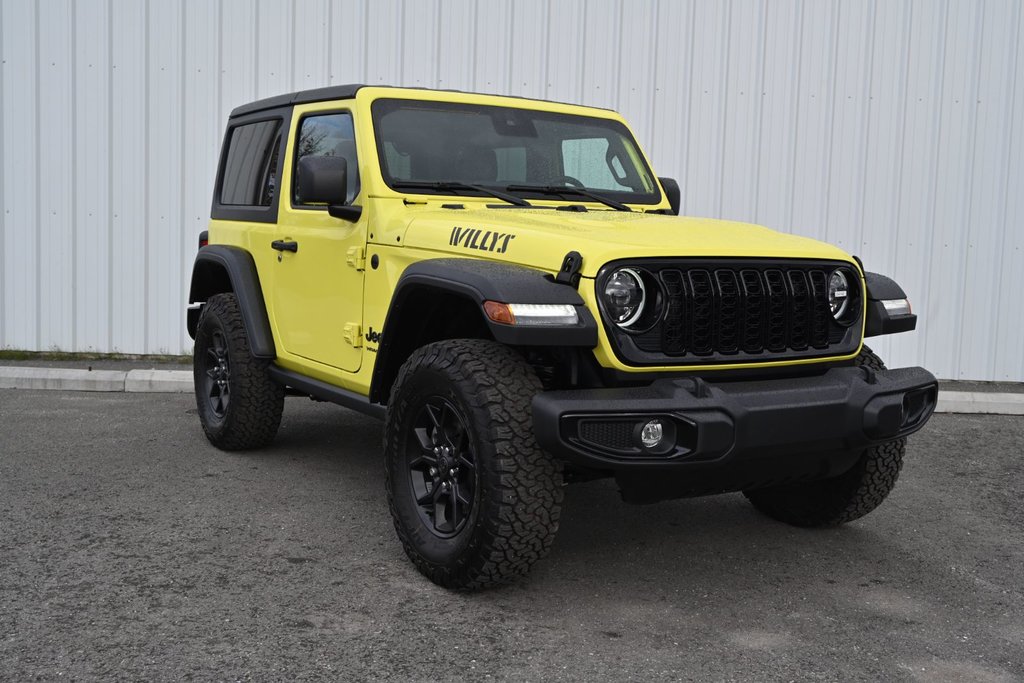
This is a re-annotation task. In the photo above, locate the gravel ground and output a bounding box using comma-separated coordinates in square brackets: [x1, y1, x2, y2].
[1, 390, 1022, 681]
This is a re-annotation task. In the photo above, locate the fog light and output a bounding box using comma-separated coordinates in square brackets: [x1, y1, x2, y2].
[640, 419, 664, 448]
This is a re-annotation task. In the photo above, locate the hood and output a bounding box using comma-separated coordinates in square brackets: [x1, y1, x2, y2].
[393, 204, 856, 277]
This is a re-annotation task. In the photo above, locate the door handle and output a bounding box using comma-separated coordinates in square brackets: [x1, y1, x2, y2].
[271, 240, 298, 253]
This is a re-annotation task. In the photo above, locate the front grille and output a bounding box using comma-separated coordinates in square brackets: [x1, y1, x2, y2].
[603, 260, 860, 366]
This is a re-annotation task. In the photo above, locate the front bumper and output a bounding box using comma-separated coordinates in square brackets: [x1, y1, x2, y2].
[532, 365, 937, 501]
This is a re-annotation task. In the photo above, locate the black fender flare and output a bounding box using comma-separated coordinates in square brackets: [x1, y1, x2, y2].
[370, 258, 598, 402]
[186, 245, 276, 358]
[863, 271, 916, 337]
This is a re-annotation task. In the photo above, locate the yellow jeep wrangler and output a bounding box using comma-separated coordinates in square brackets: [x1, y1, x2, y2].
[187, 85, 937, 589]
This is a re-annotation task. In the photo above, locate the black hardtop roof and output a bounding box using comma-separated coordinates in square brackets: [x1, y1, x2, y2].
[228, 84, 612, 118]
[230, 84, 365, 117]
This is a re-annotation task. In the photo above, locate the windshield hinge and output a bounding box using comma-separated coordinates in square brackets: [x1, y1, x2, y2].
[343, 323, 363, 347]
[346, 246, 366, 271]
[554, 251, 583, 289]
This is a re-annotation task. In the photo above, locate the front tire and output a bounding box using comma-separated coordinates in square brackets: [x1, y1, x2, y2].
[193, 293, 284, 450]
[384, 339, 563, 590]
[743, 346, 906, 527]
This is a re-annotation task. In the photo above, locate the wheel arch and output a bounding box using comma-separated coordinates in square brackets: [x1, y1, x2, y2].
[863, 271, 917, 338]
[187, 245, 276, 359]
[369, 258, 597, 405]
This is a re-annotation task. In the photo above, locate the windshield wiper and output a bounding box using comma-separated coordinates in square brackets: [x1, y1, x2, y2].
[503, 184, 632, 212]
[391, 180, 532, 207]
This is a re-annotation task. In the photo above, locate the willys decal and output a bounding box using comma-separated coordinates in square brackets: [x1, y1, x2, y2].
[449, 226, 517, 254]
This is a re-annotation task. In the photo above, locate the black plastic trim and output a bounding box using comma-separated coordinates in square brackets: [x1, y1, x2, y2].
[863, 271, 917, 337]
[369, 258, 599, 403]
[864, 271, 907, 301]
[187, 246, 275, 358]
[267, 365, 385, 420]
[658, 177, 681, 215]
[387, 259, 597, 345]
[865, 301, 917, 337]
[532, 364, 938, 472]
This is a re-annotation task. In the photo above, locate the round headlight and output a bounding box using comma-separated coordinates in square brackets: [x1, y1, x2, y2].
[828, 270, 850, 320]
[603, 268, 646, 327]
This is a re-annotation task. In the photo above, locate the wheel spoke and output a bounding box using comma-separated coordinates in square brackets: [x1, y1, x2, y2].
[432, 487, 447, 532]
[425, 403, 442, 429]
[443, 418, 463, 450]
[408, 452, 437, 470]
[413, 426, 435, 452]
[416, 485, 435, 506]
[449, 481, 460, 529]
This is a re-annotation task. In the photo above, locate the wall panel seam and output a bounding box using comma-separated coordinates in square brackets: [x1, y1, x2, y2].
[990, 0, 1023, 378]
[71, 0, 78, 351]
[919, 0, 952, 366]
[0, 0, 6, 346]
[34, 0, 41, 349]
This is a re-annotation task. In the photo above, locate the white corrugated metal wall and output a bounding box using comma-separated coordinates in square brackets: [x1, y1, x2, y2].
[1, 0, 1022, 380]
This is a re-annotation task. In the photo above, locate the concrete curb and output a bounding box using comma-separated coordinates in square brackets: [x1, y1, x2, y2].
[1, 366, 1022, 414]
[0, 367, 193, 394]
[125, 369, 194, 393]
[935, 391, 1024, 416]
[0, 366, 127, 392]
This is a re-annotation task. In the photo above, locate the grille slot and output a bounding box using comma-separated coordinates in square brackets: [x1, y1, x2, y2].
[660, 269, 687, 354]
[578, 420, 635, 452]
[625, 261, 856, 362]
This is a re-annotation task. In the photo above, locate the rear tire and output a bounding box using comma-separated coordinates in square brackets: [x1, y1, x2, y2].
[194, 293, 284, 450]
[384, 339, 563, 590]
[743, 346, 906, 527]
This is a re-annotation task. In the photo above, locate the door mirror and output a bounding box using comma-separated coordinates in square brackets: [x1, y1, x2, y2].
[294, 155, 362, 221]
[658, 177, 681, 216]
[295, 155, 350, 206]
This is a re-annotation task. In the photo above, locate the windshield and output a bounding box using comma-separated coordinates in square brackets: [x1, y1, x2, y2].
[371, 98, 661, 205]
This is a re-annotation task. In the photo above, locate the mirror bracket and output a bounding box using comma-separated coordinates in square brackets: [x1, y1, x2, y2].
[328, 204, 362, 222]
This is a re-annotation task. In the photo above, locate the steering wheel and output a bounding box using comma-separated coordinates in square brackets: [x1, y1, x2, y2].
[552, 175, 585, 189]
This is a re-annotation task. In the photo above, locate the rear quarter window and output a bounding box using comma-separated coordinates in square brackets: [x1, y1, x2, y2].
[219, 119, 281, 206]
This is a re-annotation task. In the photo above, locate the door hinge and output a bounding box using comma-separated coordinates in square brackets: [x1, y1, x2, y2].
[343, 323, 363, 347]
[346, 246, 366, 271]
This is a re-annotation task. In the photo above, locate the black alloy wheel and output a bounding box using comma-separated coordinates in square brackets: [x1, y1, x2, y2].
[203, 330, 231, 419]
[406, 397, 477, 538]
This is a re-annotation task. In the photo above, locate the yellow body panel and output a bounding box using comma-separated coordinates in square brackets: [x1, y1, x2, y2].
[271, 101, 366, 374]
[209, 86, 867, 396]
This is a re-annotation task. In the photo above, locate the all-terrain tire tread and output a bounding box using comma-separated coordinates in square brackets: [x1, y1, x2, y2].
[384, 339, 563, 590]
[743, 346, 906, 527]
[194, 293, 284, 450]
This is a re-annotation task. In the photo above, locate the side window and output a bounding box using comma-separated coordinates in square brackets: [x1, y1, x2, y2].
[561, 137, 631, 191]
[293, 112, 360, 205]
[220, 119, 281, 205]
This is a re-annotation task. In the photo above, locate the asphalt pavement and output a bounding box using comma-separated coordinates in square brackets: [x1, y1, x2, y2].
[1, 389, 1022, 681]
